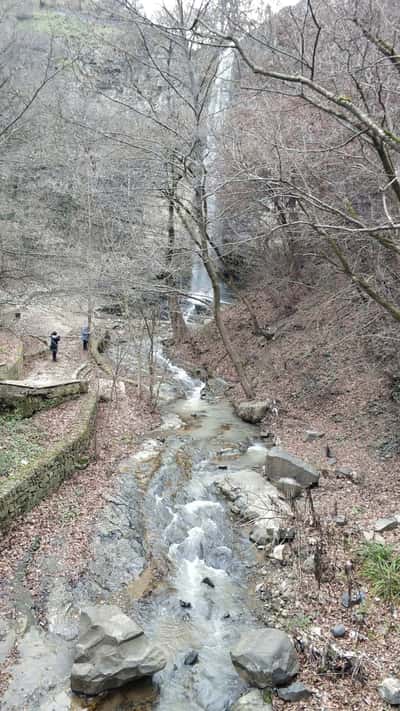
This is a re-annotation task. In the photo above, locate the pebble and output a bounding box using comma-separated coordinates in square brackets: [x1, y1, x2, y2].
[331, 624, 346, 638]
[202, 577, 215, 588]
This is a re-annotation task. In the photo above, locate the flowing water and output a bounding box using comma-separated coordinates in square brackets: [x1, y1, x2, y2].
[1, 349, 269, 711]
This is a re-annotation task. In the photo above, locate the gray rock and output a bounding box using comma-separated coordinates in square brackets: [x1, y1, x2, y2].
[272, 544, 290, 562]
[277, 681, 312, 701]
[230, 628, 299, 688]
[334, 515, 347, 527]
[331, 624, 346, 638]
[250, 521, 294, 546]
[250, 520, 280, 545]
[304, 430, 325, 442]
[341, 591, 365, 608]
[184, 650, 199, 666]
[335, 466, 365, 485]
[234, 399, 273, 424]
[70, 605, 166, 695]
[335, 465, 353, 478]
[378, 677, 400, 705]
[265, 448, 320, 489]
[374, 517, 399, 533]
[275, 477, 303, 500]
[231, 689, 272, 710]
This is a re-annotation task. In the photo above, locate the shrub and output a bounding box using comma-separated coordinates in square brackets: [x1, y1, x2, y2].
[360, 542, 400, 604]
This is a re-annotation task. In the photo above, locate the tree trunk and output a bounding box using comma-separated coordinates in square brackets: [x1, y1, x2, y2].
[192, 174, 254, 398]
[166, 195, 189, 343]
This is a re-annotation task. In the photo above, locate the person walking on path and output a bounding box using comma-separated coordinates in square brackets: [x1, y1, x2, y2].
[50, 331, 60, 362]
[81, 325, 90, 351]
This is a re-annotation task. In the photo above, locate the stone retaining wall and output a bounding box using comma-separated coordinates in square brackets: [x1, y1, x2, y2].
[0, 342, 24, 381]
[0, 393, 98, 530]
[0, 379, 88, 417]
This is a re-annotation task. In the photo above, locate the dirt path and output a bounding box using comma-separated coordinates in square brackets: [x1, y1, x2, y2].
[24, 336, 88, 383]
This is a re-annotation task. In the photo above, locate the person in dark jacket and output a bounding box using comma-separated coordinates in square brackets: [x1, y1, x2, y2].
[81, 325, 90, 351]
[50, 331, 60, 361]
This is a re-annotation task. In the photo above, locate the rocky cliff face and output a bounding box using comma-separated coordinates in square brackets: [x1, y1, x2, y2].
[0, 1, 163, 306]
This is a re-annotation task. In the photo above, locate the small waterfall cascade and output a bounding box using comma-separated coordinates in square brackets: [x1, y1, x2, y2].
[187, 49, 235, 318]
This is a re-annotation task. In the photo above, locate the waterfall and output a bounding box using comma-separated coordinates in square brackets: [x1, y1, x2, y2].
[187, 49, 234, 317]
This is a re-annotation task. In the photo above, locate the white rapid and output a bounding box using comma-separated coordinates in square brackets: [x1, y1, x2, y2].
[135, 366, 268, 711]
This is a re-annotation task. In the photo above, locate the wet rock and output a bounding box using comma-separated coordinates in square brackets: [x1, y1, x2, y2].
[184, 650, 199, 666]
[331, 624, 346, 638]
[374, 517, 399, 533]
[70, 605, 166, 695]
[202, 577, 215, 588]
[234, 399, 273, 424]
[304, 430, 325, 442]
[275, 477, 303, 500]
[231, 689, 272, 710]
[230, 628, 299, 688]
[179, 600, 192, 609]
[265, 448, 320, 489]
[277, 681, 312, 701]
[341, 591, 365, 608]
[378, 677, 400, 705]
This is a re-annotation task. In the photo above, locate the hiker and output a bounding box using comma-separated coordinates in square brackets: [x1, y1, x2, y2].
[50, 331, 60, 362]
[81, 324, 90, 351]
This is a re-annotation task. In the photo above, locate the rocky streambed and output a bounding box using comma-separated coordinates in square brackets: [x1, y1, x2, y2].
[1, 357, 307, 710]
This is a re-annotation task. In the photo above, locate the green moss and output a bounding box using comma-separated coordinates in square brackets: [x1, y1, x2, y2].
[0, 415, 44, 477]
[0, 394, 98, 529]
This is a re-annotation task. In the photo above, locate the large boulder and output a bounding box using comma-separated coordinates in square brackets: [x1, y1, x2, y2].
[265, 448, 319, 488]
[230, 628, 299, 688]
[70, 605, 166, 695]
[231, 689, 272, 710]
[234, 400, 273, 424]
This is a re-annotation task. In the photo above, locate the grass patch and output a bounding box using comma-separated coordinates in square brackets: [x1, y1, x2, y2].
[360, 542, 400, 604]
[0, 415, 44, 477]
[286, 613, 313, 632]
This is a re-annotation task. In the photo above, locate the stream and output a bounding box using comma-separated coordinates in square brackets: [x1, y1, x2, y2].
[1, 351, 270, 711]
